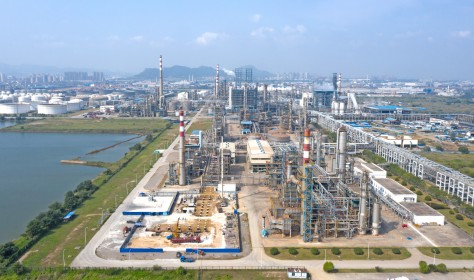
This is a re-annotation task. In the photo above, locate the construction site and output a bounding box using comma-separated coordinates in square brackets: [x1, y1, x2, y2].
[93, 63, 474, 263]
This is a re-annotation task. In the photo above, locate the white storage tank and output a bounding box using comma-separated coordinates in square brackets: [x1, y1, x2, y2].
[18, 96, 31, 103]
[32, 95, 47, 102]
[0, 103, 30, 114]
[37, 104, 68, 115]
[66, 100, 83, 112]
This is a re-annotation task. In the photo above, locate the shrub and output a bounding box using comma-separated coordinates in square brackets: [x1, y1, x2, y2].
[410, 186, 416, 191]
[470, 247, 474, 253]
[354, 248, 364, 255]
[373, 248, 383, 255]
[331, 248, 341, 255]
[416, 190, 423, 195]
[401, 181, 408, 186]
[454, 208, 459, 213]
[288, 247, 298, 255]
[458, 146, 469, 154]
[429, 264, 438, 272]
[449, 210, 455, 215]
[310, 248, 320, 255]
[419, 261, 430, 274]
[270, 247, 279, 256]
[435, 145, 444, 151]
[425, 195, 432, 202]
[392, 248, 401, 254]
[323, 261, 335, 273]
[468, 222, 474, 227]
[455, 214, 464, 220]
[431, 247, 440, 254]
[375, 266, 382, 272]
[437, 263, 448, 273]
[451, 247, 462, 255]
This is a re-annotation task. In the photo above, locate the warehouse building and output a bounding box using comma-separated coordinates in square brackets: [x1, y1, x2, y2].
[247, 139, 274, 173]
[371, 178, 417, 203]
[400, 202, 445, 225]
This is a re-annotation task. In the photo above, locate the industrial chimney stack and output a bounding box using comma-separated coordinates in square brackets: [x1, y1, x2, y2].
[179, 110, 186, 185]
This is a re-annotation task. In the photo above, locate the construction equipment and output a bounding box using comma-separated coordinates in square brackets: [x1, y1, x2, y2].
[180, 256, 195, 262]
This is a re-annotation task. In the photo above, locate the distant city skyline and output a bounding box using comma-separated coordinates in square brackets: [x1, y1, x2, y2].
[0, 0, 473, 80]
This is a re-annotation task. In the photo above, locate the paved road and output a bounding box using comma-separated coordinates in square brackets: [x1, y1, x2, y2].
[72, 107, 474, 279]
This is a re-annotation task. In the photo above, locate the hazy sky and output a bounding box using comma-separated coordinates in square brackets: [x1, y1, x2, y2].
[1, 0, 473, 79]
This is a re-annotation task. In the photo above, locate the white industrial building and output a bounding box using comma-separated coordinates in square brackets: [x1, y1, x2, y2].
[379, 135, 418, 147]
[0, 103, 30, 114]
[354, 161, 387, 179]
[220, 142, 236, 163]
[371, 178, 417, 203]
[247, 139, 274, 173]
[400, 202, 445, 225]
[37, 104, 68, 115]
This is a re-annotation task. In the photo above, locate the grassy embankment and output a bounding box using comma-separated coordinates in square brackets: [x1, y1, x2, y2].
[264, 247, 411, 261]
[0, 267, 288, 280]
[3, 118, 163, 134]
[187, 119, 213, 132]
[13, 118, 177, 267]
[417, 247, 474, 260]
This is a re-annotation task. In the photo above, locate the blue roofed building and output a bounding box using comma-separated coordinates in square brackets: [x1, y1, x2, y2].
[363, 105, 411, 114]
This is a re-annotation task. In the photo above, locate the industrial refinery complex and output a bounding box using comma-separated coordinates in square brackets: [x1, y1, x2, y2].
[2, 57, 474, 278]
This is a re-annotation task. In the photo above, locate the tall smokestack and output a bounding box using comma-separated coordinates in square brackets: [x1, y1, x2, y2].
[337, 126, 347, 182]
[303, 129, 311, 165]
[179, 110, 186, 185]
[337, 73, 342, 97]
[215, 64, 219, 99]
[159, 55, 163, 110]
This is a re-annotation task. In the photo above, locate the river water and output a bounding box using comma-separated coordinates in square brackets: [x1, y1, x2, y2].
[0, 126, 143, 243]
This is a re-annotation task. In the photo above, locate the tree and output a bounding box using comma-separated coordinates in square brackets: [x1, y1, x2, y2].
[323, 261, 335, 273]
[425, 195, 432, 202]
[455, 214, 464, 220]
[419, 261, 430, 274]
[422, 146, 431, 152]
[288, 247, 298, 255]
[437, 263, 448, 273]
[310, 248, 320, 255]
[354, 248, 364, 255]
[458, 146, 469, 154]
[392, 248, 401, 254]
[0, 242, 18, 259]
[331, 248, 341, 255]
[373, 248, 383, 255]
[270, 247, 279, 256]
[63, 191, 78, 211]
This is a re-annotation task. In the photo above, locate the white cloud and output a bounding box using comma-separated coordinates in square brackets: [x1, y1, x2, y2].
[283, 24, 306, 34]
[106, 35, 120, 41]
[130, 35, 144, 42]
[452, 30, 471, 38]
[222, 68, 235, 76]
[250, 27, 274, 38]
[196, 32, 227, 45]
[251, 14, 262, 23]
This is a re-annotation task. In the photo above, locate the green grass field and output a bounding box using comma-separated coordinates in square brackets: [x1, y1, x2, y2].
[264, 247, 411, 261]
[437, 209, 474, 234]
[20, 124, 178, 267]
[419, 152, 474, 178]
[3, 118, 168, 135]
[417, 247, 474, 260]
[187, 119, 213, 132]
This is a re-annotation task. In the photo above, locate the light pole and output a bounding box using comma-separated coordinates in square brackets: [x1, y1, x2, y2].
[62, 249, 66, 268]
[84, 227, 88, 247]
[125, 180, 136, 195]
[368, 242, 370, 260]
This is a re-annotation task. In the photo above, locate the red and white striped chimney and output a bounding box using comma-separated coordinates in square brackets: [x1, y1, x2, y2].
[179, 110, 186, 185]
[303, 129, 310, 165]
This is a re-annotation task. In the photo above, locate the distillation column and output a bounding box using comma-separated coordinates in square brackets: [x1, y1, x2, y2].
[359, 172, 369, 235]
[179, 110, 186, 185]
[337, 126, 347, 183]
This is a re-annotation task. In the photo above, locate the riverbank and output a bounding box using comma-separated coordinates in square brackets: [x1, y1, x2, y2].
[19, 122, 177, 267]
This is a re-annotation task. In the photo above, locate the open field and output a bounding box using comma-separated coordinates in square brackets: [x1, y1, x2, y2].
[187, 119, 213, 132]
[20, 124, 177, 267]
[419, 152, 474, 178]
[436, 209, 474, 236]
[264, 247, 411, 261]
[0, 267, 288, 280]
[418, 247, 474, 260]
[360, 95, 474, 114]
[3, 118, 168, 134]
